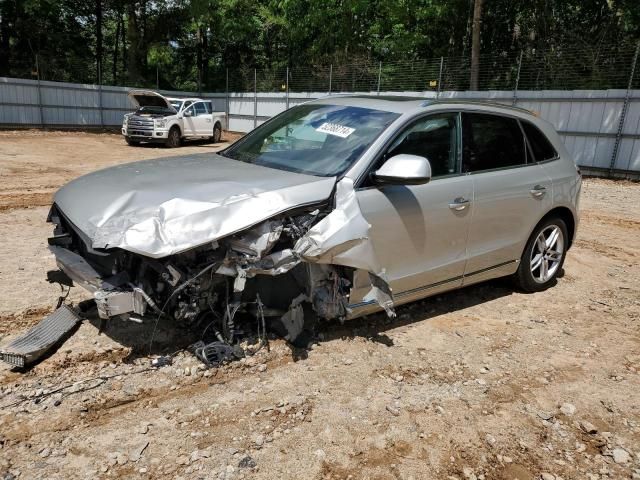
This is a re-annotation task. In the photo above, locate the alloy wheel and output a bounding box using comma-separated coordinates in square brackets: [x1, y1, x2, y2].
[530, 225, 564, 283]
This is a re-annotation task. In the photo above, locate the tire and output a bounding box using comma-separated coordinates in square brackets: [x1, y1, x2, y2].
[125, 136, 140, 146]
[514, 216, 568, 292]
[166, 126, 181, 148]
[210, 123, 222, 143]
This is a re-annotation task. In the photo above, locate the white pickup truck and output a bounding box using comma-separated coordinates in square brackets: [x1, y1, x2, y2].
[122, 90, 226, 147]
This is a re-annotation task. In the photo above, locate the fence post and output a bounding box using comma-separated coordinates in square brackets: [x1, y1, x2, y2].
[436, 57, 444, 98]
[328, 64, 333, 94]
[286, 66, 290, 109]
[253, 68, 257, 129]
[225, 68, 229, 131]
[609, 41, 640, 175]
[512, 51, 523, 106]
[35, 55, 44, 128]
[377, 62, 382, 94]
[98, 63, 104, 128]
[156, 65, 159, 90]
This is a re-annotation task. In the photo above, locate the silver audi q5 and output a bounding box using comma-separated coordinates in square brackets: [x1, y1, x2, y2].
[47, 96, 581, 346]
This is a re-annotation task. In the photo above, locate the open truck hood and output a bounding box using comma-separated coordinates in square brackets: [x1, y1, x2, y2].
[127, 89, 176, 112]
[53, 153, 336, 258]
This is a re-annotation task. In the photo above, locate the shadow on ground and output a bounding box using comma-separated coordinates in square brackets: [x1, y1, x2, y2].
[62, 276, 525, 367]
[133, 138, 229, 149]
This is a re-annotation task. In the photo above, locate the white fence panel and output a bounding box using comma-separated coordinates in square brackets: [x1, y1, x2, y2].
[0, 76, 638, 174]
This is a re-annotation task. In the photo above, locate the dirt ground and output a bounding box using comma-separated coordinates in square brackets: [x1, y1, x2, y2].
[0, 131, 638, 480]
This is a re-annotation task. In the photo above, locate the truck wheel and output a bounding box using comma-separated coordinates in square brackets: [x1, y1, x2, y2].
[166, 126, 181, 148]
[210, 123, 222, 143]
[125, 137, 140, 146]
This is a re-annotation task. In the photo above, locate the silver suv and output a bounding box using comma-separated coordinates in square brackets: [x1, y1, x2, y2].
[47, 96, 581, 345]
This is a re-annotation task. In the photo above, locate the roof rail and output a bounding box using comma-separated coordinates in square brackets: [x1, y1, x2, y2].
[427, 99, 534, 115]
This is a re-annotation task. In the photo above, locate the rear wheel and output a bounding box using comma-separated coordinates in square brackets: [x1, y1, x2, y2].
[125, 136, 140, 146]
[166, 126, 181, 148]
[514, 216, 568, 292]
[210, 123, 222, 143]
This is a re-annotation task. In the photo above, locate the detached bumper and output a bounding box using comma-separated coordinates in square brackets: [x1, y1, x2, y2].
[49, 246, 148, 319]
[0, 304, 82, 368]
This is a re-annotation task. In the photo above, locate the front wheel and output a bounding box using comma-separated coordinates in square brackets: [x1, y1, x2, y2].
[514, 217, 568, 292]
[210, 123, 222, 143]
[165, 126, 181, 148]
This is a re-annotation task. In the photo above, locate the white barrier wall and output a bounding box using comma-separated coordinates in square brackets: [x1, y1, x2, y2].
[1, 77, 638, 173]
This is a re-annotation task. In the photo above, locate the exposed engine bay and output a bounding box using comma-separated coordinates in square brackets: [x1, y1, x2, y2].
[46, 178, 395, 350]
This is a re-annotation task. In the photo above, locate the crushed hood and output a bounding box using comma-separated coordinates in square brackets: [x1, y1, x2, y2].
[127, 89, 175, 111]
[53, 153, 336, 258]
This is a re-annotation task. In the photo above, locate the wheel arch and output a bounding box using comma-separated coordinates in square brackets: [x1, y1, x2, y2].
[169, 123, 182, 137]
[533, 206, 576, 250]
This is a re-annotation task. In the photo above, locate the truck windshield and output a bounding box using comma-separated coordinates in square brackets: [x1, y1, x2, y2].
[221, 104, 399, 177]
[135, 106, 175, 116]
[170, 100, 184, 111]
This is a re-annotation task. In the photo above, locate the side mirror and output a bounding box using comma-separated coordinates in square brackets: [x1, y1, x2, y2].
[372, 154, 432, 185]
[184, 109, 193, 117]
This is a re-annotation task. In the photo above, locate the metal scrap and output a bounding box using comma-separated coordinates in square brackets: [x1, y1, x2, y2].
[192, 340, 243, 367]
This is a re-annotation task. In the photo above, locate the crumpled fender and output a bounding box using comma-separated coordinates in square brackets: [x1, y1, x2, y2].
[294, 178, 395, 316]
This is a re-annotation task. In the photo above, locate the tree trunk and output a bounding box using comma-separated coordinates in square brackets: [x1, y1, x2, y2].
[0, 0, 15, 76]
[113, 13, 120, 83]
[121, 13, 127, 76]
[126, 3, 141, 84]
[470, 0, 484, 90]
[197, 25, 203, 94]
[96, 0, 102, 84]
[202, 26, 209, 90]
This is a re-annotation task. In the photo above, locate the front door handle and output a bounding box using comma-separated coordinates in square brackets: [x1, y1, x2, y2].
[449, 197, 471, 211]
[530, 185, 547, 198]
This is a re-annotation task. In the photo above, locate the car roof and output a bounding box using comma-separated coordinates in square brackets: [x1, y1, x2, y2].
[309, 94, 536, 118]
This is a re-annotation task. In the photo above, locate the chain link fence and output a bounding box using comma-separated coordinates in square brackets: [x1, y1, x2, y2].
[2, 41, 640, 178]
[5, 42, 639, 93]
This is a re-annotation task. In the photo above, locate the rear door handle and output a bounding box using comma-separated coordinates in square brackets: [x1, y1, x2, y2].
[449, 197, 471, 211]
[530, 185, 547, 198]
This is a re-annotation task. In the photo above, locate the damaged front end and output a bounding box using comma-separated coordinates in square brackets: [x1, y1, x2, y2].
[47, 178, 395, 348]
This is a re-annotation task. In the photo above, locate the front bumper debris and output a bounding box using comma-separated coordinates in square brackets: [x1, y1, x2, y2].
[50, 245, 150, 320]
[0, 304, 82, 368]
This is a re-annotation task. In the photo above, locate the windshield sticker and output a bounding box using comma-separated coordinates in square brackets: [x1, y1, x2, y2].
[316, 122, 355, 138]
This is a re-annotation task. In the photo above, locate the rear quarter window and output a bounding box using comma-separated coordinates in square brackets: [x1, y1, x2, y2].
[522, 121, 558, 161]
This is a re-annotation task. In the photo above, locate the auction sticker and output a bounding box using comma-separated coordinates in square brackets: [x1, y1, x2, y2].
[316, 122, 355, 138]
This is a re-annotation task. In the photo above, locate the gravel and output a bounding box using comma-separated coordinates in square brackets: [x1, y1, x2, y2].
[1, 134, 639, 480]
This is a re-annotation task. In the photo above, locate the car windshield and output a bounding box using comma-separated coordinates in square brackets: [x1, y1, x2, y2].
[222, 104, 399, 176]
[170, 100, 184, 111]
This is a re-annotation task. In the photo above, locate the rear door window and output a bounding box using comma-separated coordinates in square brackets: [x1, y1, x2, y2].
[462, 113, 527, 173]
[521, 121, 557, 162]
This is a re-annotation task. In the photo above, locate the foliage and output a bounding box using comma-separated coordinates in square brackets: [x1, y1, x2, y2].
[0, 0, 637, 91]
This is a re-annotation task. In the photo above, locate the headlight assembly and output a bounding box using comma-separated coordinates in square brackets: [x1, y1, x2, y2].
[155, 119, 167, 128]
